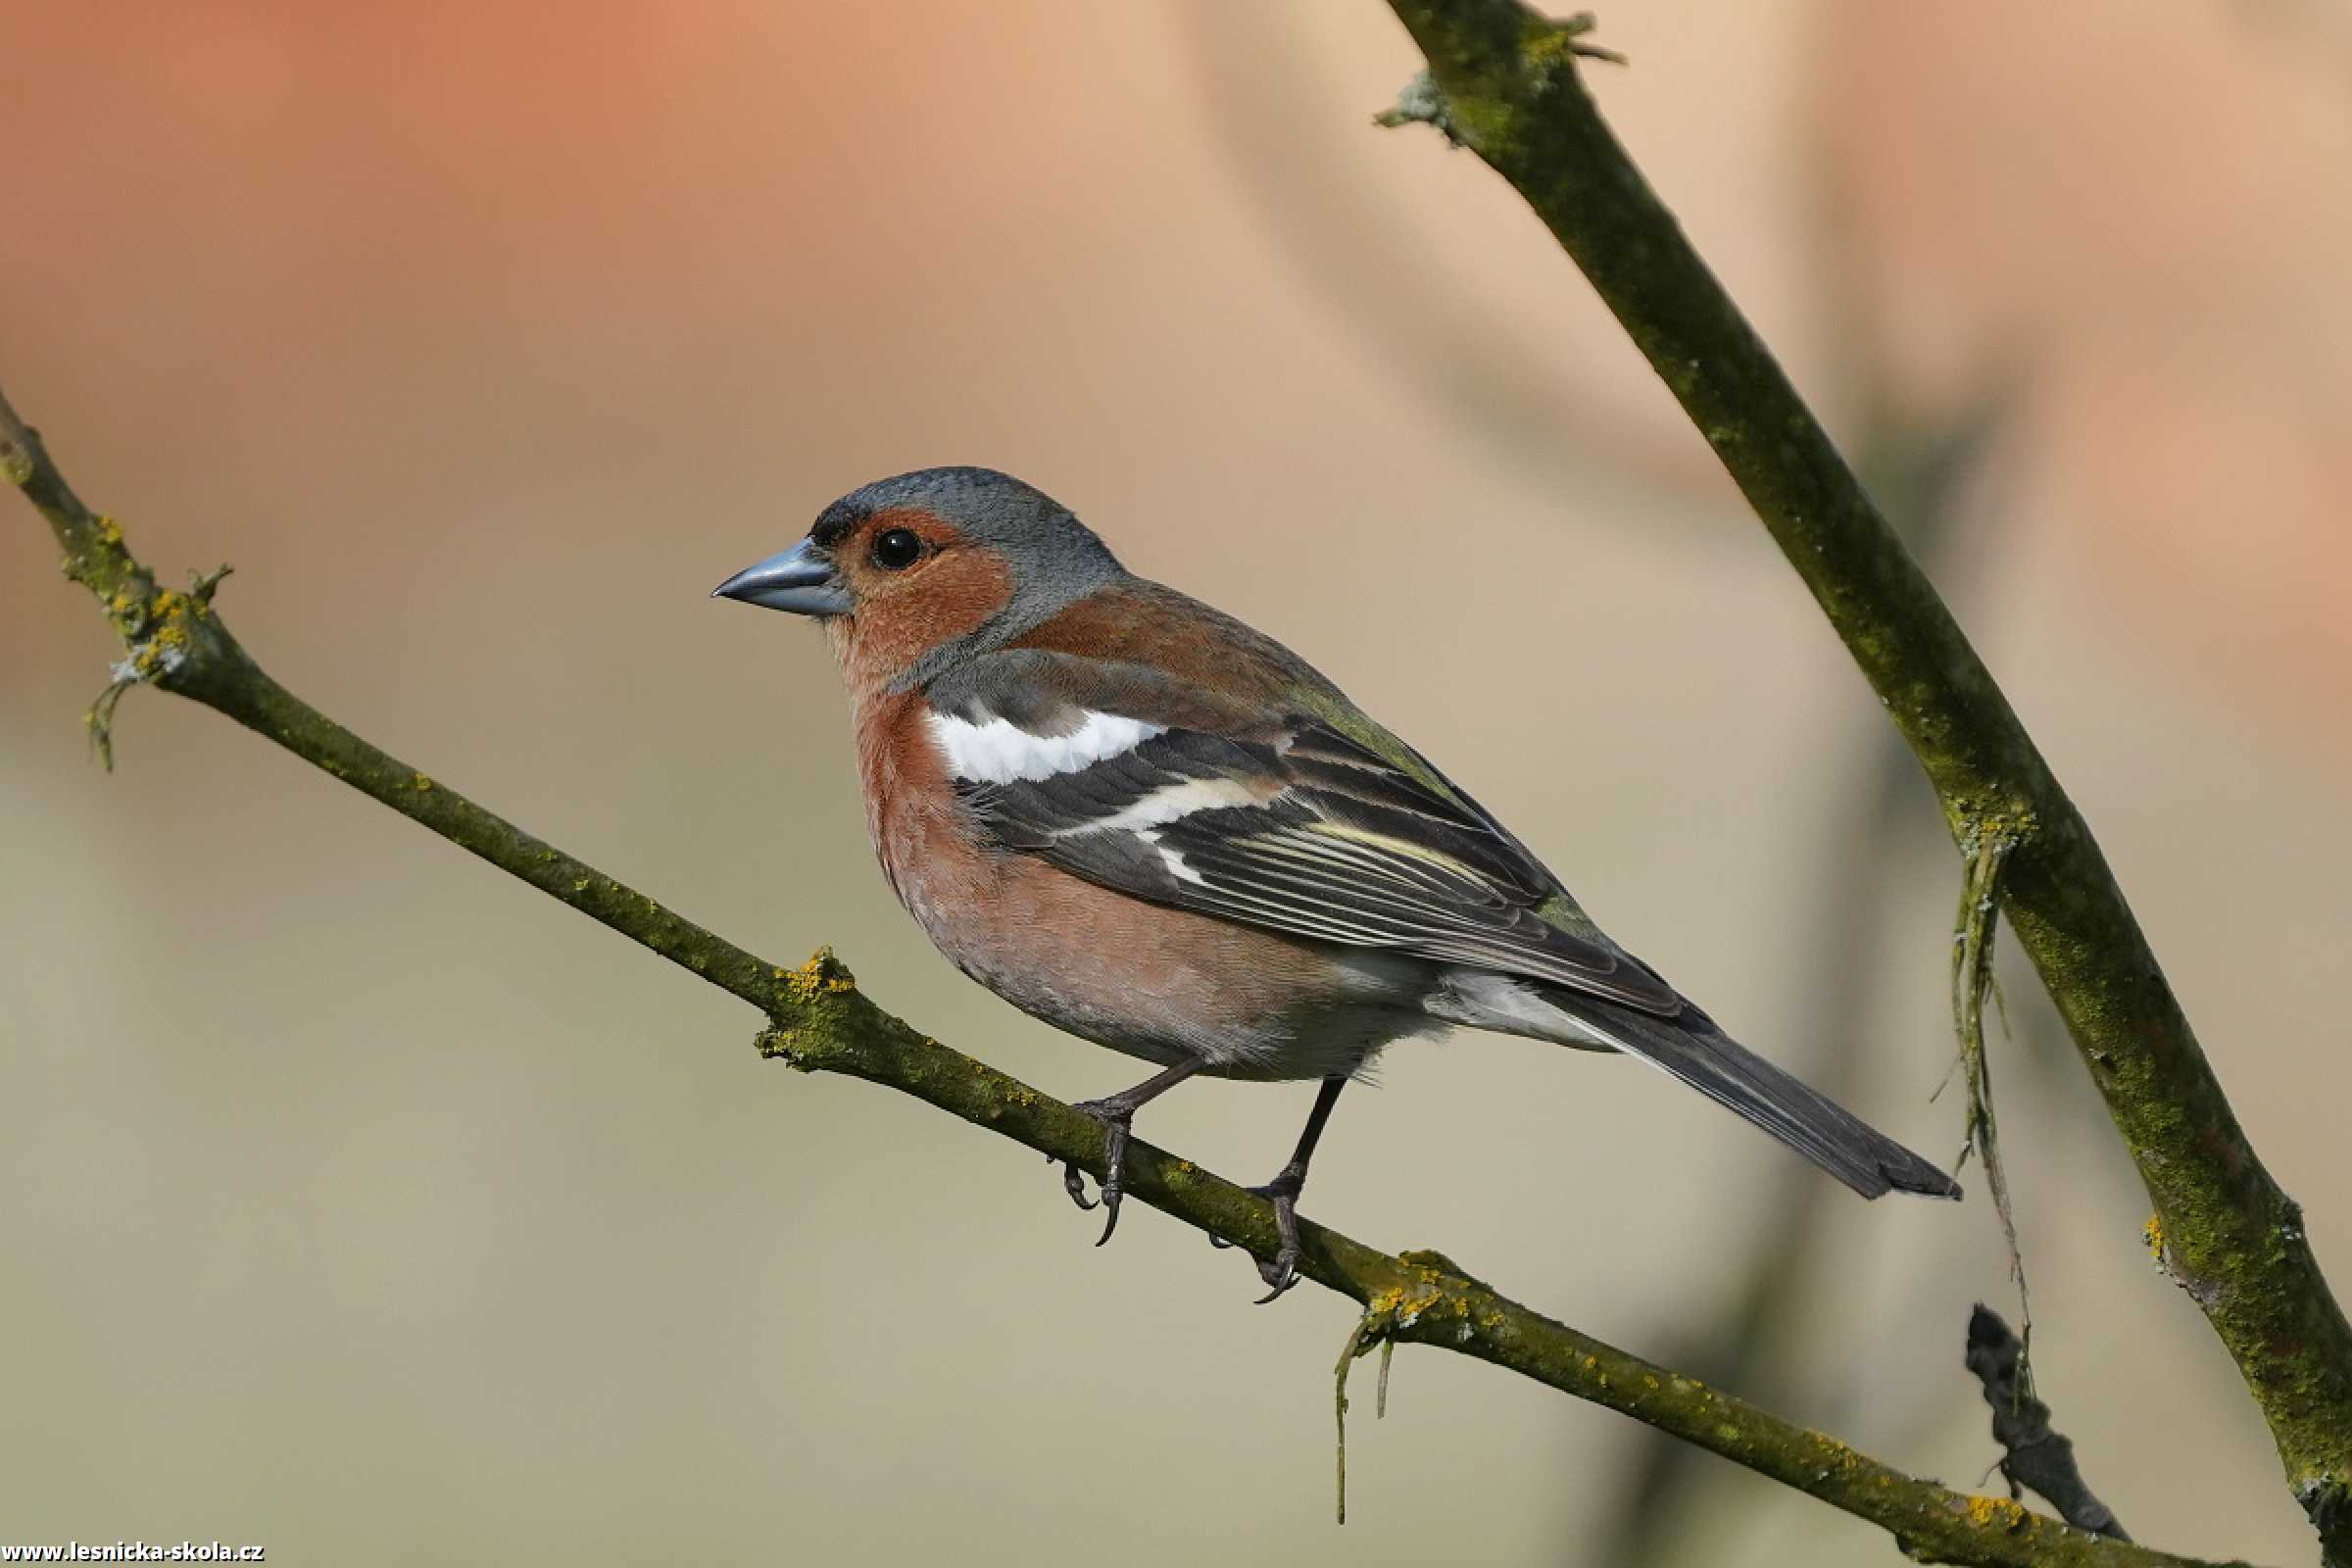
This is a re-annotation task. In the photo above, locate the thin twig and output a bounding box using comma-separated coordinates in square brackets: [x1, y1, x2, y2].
[1955, 832, 2032, 1388]
[1969, 1305, 2131, 1540]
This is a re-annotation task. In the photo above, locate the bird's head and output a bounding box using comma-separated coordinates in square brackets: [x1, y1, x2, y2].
[713, 466, 1124, 688]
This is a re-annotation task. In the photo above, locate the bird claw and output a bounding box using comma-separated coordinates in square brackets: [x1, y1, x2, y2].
[1093, 1118, 1129, 1248]
[1053, 1152, 1100, 1212]
[1252, 1247, 1301, 1304]
[1251, 1171, 1305, 1303]
[1057, 1097, 1134, 1247]
[1202, 1170, 1307, 1302]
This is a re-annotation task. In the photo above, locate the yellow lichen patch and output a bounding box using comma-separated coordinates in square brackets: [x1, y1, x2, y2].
[130, 626, 190, 680]
[818, 957, 857, 993]
[98, 580, 214, 684]
[781, 949, 858, 1004]
[95, 514, 124, 546]
[1962, 1494, 2032, 1531]
[410, 772, 435, 792]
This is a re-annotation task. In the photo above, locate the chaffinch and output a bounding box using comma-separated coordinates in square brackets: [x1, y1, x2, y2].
[716, 466, 1959, 1299]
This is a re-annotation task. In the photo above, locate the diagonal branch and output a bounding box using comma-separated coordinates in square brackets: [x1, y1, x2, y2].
[3, 382, 2255, 1568]
[1374, 5, 2352, 1558]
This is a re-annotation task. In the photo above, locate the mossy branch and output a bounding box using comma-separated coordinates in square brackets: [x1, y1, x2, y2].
[4, 382, 2259, 1568]
[1375, 5, 2352, 1557]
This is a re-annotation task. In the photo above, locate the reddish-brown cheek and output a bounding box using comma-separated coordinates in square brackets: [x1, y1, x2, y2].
[837, 547, 1014, 697]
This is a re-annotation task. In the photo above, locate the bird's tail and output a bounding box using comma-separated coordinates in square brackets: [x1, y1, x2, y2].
[1435, 971, 1961, 1200]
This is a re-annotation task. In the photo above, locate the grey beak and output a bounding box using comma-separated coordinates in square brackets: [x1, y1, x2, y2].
[711, 538, 851, 616]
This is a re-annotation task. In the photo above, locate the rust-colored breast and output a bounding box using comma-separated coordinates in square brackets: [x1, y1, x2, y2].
[842, 683, 1362, 1076]
[850, 687, 980, 924]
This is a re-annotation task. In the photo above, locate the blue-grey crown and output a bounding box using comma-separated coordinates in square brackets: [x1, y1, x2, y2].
[809, 466, 1118, 572]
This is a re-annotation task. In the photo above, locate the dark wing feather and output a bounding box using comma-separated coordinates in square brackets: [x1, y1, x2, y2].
[955, 714, 1684, 1018]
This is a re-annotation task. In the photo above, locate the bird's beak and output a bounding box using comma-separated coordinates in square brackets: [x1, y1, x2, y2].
[710, 538, 851, 617]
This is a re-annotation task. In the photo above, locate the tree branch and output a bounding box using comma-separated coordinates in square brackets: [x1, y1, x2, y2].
[3, 381, 2256, 1568]
[1375, 5, 2352, 1558]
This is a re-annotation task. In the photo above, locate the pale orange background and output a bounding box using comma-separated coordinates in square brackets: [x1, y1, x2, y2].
[3, 4, 2348, 1565]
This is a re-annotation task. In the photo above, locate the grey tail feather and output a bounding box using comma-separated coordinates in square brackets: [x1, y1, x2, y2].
[1443, 973, 1961, 1200]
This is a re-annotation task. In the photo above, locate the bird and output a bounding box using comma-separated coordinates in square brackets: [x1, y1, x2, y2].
[714, 466, 1961, 1300]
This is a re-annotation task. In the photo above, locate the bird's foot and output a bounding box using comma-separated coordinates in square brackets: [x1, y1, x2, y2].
[1045, 1060, 1206, 1250]
[1207, 1164, 1307, 1303]
[1051, 1096, 1137, 1246]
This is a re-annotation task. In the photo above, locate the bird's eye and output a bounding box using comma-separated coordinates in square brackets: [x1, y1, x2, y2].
[870, 528, 924, 571]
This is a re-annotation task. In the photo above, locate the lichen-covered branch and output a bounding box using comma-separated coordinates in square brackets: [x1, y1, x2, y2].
[4, 383, 2253, 1568]
[1374, 5, 2352, 1557]
[1970, 1305, 2130, 1541]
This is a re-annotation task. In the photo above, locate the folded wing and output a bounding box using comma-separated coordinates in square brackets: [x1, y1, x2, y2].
[928, 671, 1684, 1019]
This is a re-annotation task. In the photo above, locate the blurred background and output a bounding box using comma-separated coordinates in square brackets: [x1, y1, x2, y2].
[4, 3, 2348, 1563]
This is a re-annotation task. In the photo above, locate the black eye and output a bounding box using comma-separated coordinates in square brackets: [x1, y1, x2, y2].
[870, 528, 924, 570]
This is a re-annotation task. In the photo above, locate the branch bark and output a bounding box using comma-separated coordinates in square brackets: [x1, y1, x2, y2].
[2, 385, 2255, 1568]
[1374, 5, 2352, 1559]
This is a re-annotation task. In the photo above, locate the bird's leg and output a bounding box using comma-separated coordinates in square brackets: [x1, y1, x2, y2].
[1054, 1056, 1206, 1247]
[1208, 1073, 1348, 1303]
